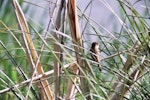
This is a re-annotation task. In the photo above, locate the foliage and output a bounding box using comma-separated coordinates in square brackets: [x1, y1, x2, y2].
[0, 0, 150, 100]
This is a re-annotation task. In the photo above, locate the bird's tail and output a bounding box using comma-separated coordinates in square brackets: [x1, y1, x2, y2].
[98, 64, 102, 71]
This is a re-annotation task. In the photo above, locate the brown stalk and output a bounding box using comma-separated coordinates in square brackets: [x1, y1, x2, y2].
[111, 60, 147, 100]
[67, 0, 88, 97]
[109, 41, 138, 95]
[65, 63, 79, 100]
[110, 41, 147, 99]
[12, 0, 53, 99]
[53, 0, 67, 99]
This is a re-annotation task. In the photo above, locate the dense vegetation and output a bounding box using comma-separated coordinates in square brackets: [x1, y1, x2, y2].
[0, 0, 150, 100]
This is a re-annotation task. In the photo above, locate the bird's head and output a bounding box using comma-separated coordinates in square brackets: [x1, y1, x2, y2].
[91, 42, 99, 50]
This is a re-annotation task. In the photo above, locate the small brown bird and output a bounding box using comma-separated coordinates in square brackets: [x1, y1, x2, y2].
[90, 42, 101, 71]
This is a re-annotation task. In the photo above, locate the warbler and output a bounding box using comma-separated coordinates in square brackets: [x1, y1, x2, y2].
[90, 42, 101, 71]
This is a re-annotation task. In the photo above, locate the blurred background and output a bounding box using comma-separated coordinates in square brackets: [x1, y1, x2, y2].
[1, 0, 150, 99]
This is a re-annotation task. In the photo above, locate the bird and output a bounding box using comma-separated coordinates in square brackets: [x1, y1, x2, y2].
[90, 42, 101, 71]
